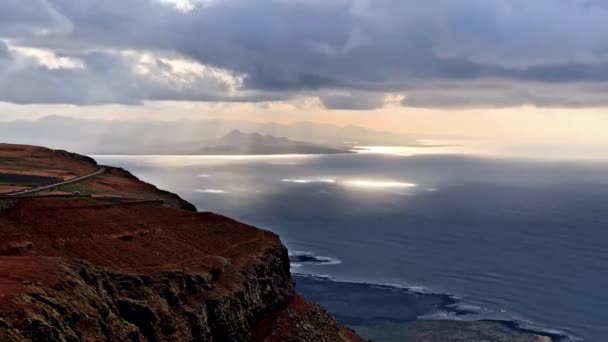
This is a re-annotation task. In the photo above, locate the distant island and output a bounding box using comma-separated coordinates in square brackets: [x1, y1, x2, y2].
[0, 115, 422, 155]
[199, 130, 352, 155]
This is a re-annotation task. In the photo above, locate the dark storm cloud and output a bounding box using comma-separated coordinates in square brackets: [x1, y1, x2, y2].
[2, 0, 608, 108]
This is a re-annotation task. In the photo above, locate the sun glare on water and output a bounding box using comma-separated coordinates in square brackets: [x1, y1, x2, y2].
[280, 177, 418, 190]
[343, 180, 418, 189]
[282, 178, 337, 184]
[195, 189, 227, 194]
[353, 145, 457, 156]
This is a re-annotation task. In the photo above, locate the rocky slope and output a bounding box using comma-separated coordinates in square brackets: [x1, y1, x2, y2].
[0, 145, 362, 342]
[0, 144, 99, 194]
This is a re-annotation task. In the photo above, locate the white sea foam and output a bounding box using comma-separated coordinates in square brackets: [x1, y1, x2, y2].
[289, 251, 342, 265]
[419, 310, 462, 320]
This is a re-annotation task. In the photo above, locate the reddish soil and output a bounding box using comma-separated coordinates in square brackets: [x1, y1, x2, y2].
[0, 144, 97, 181]
[0, 197, 284, 310]
[0, 198, 277, 275]
[0, 197, 361, 341]
[0, 186, 27, 194]
[59, 167, 196, 210]
[0, 256, 64, 296]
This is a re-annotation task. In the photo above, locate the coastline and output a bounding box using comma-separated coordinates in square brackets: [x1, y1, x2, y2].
[292, 271, 572, 342]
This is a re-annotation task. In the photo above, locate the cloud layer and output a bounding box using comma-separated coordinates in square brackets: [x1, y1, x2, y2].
[2, 0, 608, 108]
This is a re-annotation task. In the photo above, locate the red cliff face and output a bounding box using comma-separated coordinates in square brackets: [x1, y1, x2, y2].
[0, 145, 363, 342]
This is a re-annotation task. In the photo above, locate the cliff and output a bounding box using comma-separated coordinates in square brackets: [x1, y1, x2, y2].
[0, 144, 363, 342]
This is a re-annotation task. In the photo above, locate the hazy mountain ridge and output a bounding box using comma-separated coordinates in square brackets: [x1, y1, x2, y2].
[0, 115, 420, 155]
[201, 130, 351, 154]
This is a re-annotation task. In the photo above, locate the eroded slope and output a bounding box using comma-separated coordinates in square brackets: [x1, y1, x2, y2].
[0, 198, 361, 342]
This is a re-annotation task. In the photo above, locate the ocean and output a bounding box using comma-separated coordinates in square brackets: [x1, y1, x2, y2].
[95, 149, 608, 341]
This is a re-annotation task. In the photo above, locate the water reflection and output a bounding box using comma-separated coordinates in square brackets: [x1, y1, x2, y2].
[343, 180, 418, 189]
[353, 145, 459, 156]
[282, 178, 337, 184]
[195, 189, 228, 194]
[281, 177, 419, 192]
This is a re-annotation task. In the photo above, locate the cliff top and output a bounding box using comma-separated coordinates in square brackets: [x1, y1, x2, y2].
[0, 143, 362, 342]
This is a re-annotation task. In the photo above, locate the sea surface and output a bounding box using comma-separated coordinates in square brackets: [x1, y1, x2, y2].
[96, 148, 608, 341]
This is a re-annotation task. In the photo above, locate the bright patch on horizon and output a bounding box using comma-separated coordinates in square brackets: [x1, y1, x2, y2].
[353, 145, 458, 157]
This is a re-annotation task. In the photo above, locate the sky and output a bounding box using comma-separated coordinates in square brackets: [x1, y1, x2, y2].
[1, 0, 608, 142]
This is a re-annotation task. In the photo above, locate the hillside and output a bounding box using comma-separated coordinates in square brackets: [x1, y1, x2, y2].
[0, 144, 362, 342]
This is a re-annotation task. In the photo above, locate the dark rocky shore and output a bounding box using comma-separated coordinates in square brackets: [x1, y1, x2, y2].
[294, 274, 566, 342]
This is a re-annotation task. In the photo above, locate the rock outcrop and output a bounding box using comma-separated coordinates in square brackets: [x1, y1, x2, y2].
[0, 198, 362, 342]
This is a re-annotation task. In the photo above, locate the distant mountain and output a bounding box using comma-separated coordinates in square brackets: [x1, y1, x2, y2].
[0, 115, 422, 155]
[200, 130, 351, 155]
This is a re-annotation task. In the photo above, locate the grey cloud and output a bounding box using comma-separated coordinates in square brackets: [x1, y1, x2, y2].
[0, 0, 72, 37]
[3, 0, 608, 107]
[0, 42, 11, 60]
[512, 61, 608, 83]
[320, 92, 386, 110]
[0, 50, 285, 105]
[402, 81, 608, 108]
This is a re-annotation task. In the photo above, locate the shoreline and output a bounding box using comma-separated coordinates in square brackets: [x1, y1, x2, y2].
[292, 273, 572, 342]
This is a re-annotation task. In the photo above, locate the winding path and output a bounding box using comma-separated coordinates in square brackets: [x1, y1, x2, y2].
[3, 167, 106, 197]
